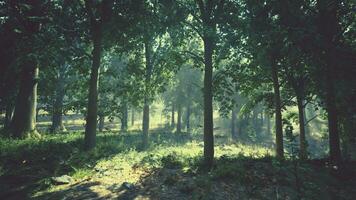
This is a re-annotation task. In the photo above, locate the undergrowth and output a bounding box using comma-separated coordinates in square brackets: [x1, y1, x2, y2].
[1, 131, 355, 200]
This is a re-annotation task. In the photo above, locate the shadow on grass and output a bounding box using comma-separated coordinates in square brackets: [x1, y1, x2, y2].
[35, 153, 356, 200]
[0, 130, 193, 200]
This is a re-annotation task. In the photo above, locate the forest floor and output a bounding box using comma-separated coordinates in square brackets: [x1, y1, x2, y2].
[1, 130, 356, 200]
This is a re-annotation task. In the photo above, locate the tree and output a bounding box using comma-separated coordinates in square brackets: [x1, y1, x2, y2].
[49, 63, 69, 133]
[274, 0, 356, 163]
[234, 0, 287, 159]
[126, 0, 184, 148]
[5, 0, 49, 138]
[177, 0, 227, 168]
[83, 0, 113, 150]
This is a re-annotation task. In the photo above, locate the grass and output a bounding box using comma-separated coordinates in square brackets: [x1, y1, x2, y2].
[1, 130, 355, 200]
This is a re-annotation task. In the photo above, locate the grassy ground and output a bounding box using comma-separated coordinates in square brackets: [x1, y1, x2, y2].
[1, 130, 355, 200]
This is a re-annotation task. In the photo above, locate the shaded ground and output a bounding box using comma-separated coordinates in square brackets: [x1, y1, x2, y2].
[36, 155, 356, 200]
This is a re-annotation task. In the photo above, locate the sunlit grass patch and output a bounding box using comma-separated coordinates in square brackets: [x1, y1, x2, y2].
[215, 143, 273, 158]
[0, 130, 281, 199]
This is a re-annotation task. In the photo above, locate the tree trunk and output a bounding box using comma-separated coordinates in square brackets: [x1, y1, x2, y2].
[252, 109, 259, 135]
[177, 103, 182, 133]
[203, 35, 214, 168]
[171, 103, 175, 128]
[4, 102, 14, 131]
[50, 65, 66, 133]
[98, 115, 104, 132]
[271, 60, 284, 159]
[266, 112, 271, 136]
[131, 108, 135, 126]
[317, 0, 342, 165]
[142, 39, 153, 149]
[84, 25, 102, 150]
[142, 98, 149, 149]
[325, 69, 341, 164]
[238, 114, 246, 137]
[297, 96, 307, 160]
[186, 104, 191, 132]
[10, 63, 38, 138]
[343, 113, 356, 161]
[121, 103, 128, 131]
[303, 101, 310, 137]
[231, 108, 237, 140]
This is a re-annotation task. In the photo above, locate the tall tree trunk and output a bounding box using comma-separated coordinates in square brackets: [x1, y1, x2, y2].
[325, 69, 341, 164]
[131, 108, 135, 126]
[297, 95, 307, 160]
[4, 102, 14, 131]
[177, 103, 182, 133]
[266, 112, 271, 136]
[98, 115, 104, 132]
[171, 103, 175, 128]
[84, 25, 102, 150]
[303, 101, 310, 137]
[252, 109, 259, 135]
[142, 98, 149, 148]
[203, 36, 214, 168]
[142, 39, 153, 149]
[50, 65, 66, 133]
[121, 103, 128, 131]
[231, 108, 237, 140]
[343, 112, 356, 161]
[317, 0, 342, 165]
[186, 104, 191, 132]
[2, 74, 17, 134]
[271, 60, 284, 159]
[238, 116, 244, 137]
[10, 63, 38, 138]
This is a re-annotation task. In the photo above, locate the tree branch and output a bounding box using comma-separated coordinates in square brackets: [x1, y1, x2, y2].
[181, 50, 204, 64]
[305, 115, 318, 125]
[182, 20, 203, 39]
[176, 1, 202, 23]
[195, 0, 206, 20]
[84, 0, 96, 25]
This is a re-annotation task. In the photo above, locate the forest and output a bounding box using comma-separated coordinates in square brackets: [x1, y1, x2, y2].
[0, 0, 355, 199]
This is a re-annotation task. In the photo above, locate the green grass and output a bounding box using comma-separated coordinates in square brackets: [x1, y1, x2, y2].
[1, 130, 355, 200]
[0, 130, 269, 198]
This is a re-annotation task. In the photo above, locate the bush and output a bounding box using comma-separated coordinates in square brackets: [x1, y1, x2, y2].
[212, 162, 245, 180]
[161, 152, 183, 169]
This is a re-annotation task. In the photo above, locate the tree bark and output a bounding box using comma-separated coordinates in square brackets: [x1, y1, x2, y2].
[317, 0, 342, 164]
[343, 113, 356, 161]
[10, 63, 38, 138]
[4, 102, 14, 131]
[186, 104, 191, 132]
[196, 0, 225, 169]
[177, 103, 182, 133]
[271, 60, 284, 159]
[297, 95, 307, 160]
[325, 68, 341, 164]
[98, 115, 104, 132]
[142, 98, 149, 148]
[131, 108, 135, 126]
[50, 65, 66, 133]
[84, 24, 102, 150]
[121, 103, 128, 131]
[266, 112, 271, 136]
[231, 108, 237, 140]
[142, 39, 153, 149]
[203, 36, 214, 168]
[252, 109, 260, 135]
[171, 103, 175, 128]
